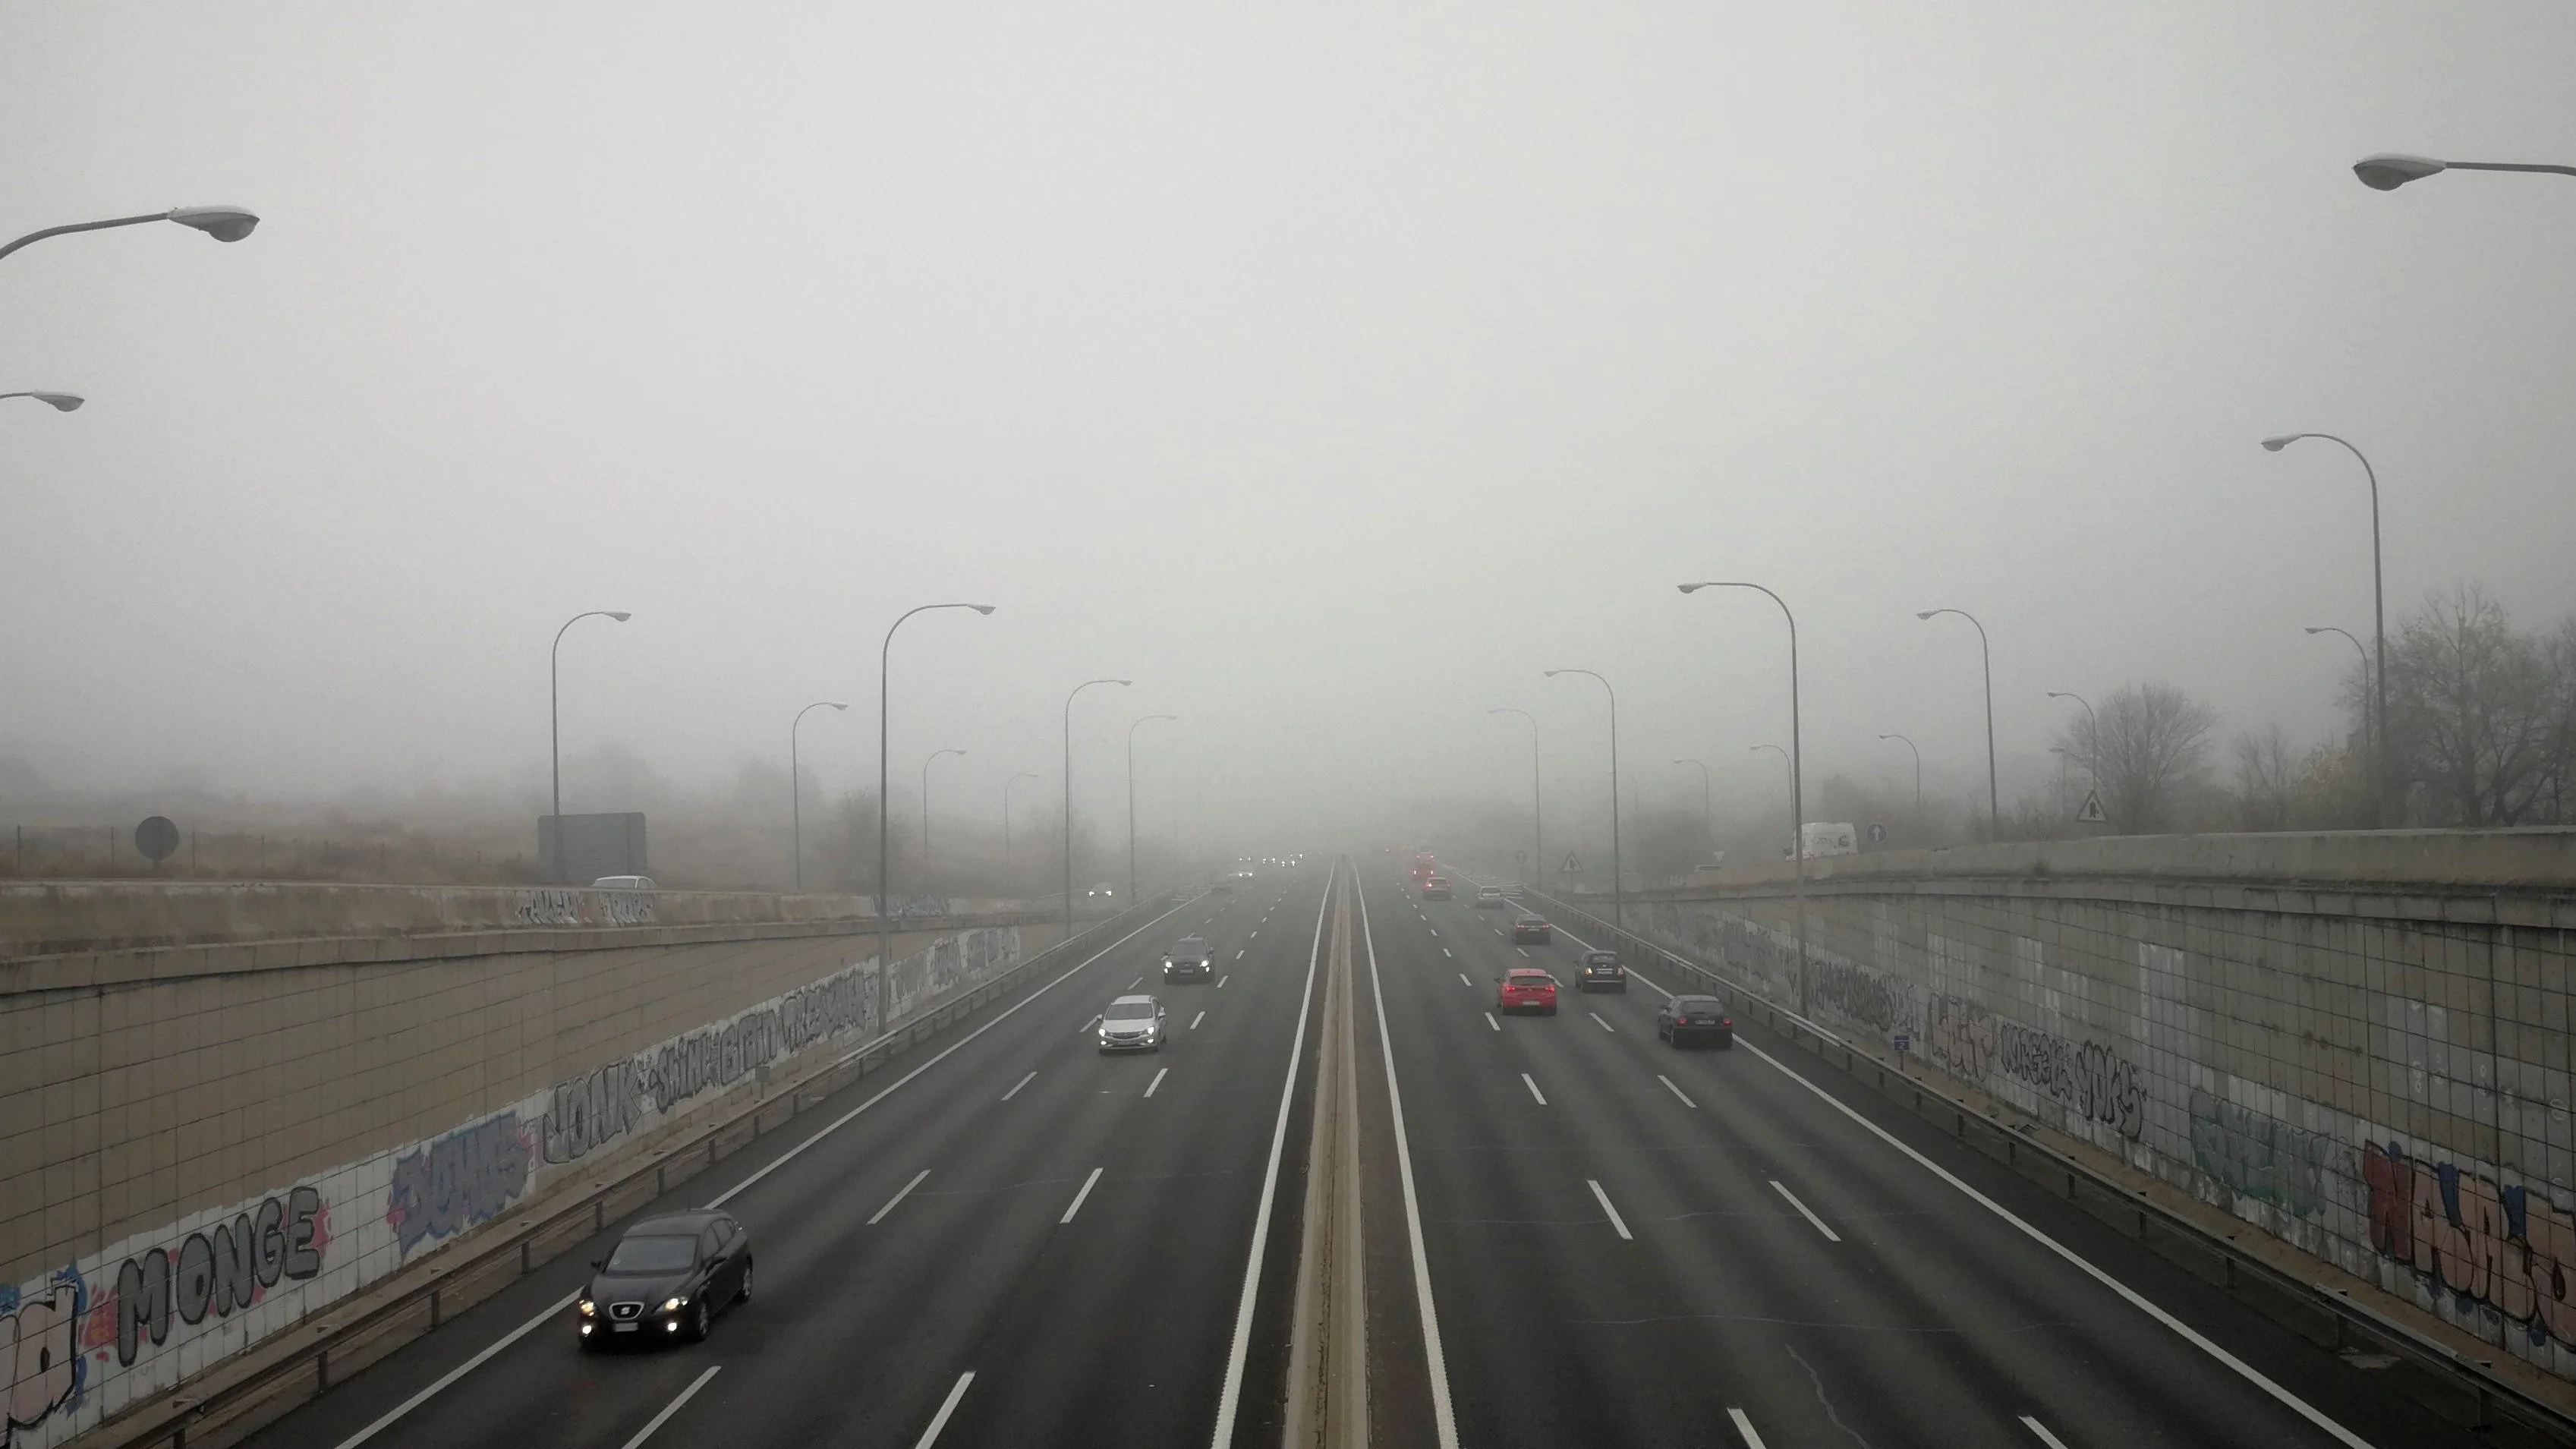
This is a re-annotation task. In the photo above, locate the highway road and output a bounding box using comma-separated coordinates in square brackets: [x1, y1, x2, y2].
[1363, 859, 2521, 1447]
[242, 865, 1330, 1449]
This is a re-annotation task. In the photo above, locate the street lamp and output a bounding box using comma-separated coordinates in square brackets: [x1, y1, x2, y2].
[2262, 433, 2388, 824]
[1127, 715, 1179, 902]
[549, 610, 631, 882]
[2047, 691, 2100, 812]
[789, 701, 849, 893]
[1, 205, 262, 265]
[2304, 626, 2373, 759]
[1488, 707, 1541, 890]
[877, 603, 996, 923]
[921, 748, 966, 884]
[2352, 153, 2576, 191]
[1914, 609, 1998, 835]
[0, 392, 82, 412]
[1673, 758, 1713, 833]
[1064, 678, 1132, 933]
[1680, 580, 1808, 1015]
[1877, 734, 1922, 811]
[1751, 744, 1793, 852]
[1003, 772, 1041, 885]
[1542, 668, 1623, 928]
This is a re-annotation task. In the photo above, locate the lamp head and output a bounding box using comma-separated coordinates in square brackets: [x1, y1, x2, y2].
[827, 701, 850, 710]
[1113, 678, 1132, 686]
[2047, 691, 2071, 701]
[2303, 628, 2326, 636]
[166, 206, 260, 242]
[1914, 610, 1936, 620]
[1677, 582, 1710, 594]
[1878, 734, 1895, 740]
[2260, 434, 2301, 453]
[33, 392, 83, 411]
[606, 611, 632, 622]
[968, 603, 997, 615]
[2354, 153, 2445, 191]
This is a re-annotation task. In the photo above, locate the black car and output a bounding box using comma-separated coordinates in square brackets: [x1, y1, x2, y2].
[1510, 913, 1552, 945]
[1657, 994, 1734, 1048]
[579, 1211, 752, 1347]
[1574, 950, 1627, 993]
[1163, 935, 1215, 981]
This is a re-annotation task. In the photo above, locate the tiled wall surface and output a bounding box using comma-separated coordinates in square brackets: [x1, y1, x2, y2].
[1625, 875, 2576, 1381]
[0, 915, 1052, 1447]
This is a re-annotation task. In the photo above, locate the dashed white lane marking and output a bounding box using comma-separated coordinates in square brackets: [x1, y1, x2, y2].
[1516, 947, 1529, 958]
[619, 1365, 721, 1449]
[2020, 1418, 2072, 1449]
[1219, 975, 1230, 988]
[1586, 1178, 1633, 1241]
[1191, 1010, 1206, 1029]
[1457, 973, 1472, 988]
[1003, 1071, 1035, 1101]
[1129, 975, 1142, 988]
[1658, 1075, 1698, 1109]
[1145, 1066, 1169, 1098]
[868, 1169, 931, 1224]
[1589, 1012, 1615, 1033]
[1080, 1015, 1101, 1035]
[1727, 1407, 1768, 1448]
[1521, 1073, 1547, 1105]
[1251, 930, 1260, 938]
[1236, 948, 1245, 959]
[913, 1372, 975, 1449]
[1771, 1179, 1841, 1241]
[1061, 1167, 1104, 1223]
[1484, 1012, 1501, 1032]
[1442, 947, 1453, 959]
[1428, 928, 1438, 937]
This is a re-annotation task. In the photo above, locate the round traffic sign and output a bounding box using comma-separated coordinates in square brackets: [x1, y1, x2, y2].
[134, 816, 180, 864]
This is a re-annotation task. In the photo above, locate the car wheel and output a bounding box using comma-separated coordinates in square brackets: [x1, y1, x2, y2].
[737, 1259, 753, 1306]
[688, 1298, 711, 1343]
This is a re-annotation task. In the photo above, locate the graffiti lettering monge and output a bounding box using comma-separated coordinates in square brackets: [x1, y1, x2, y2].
[112, 1186, 325, 1365]
[2366, 1143, 2576, 1351]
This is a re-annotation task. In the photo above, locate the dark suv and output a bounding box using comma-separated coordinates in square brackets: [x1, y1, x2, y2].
[1573, 950, 1627, 993]
[1163, 935, 1215, 981]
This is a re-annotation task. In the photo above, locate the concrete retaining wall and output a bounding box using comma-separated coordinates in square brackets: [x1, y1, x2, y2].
[0, 910, 1067, 1447]
[1581, 828, 2576, 1382]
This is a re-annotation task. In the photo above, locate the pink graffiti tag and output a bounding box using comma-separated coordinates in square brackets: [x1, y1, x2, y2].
[2364, 1142, 2576, 1347]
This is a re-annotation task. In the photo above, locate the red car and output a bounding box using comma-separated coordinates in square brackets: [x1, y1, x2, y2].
[1495, 969, 1558, 1016]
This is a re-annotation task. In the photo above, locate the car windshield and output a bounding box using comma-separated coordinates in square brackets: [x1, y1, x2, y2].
[1105, 1003, 1157, 1021]
[605, 1235, 698, 1273]
[1176, 938, 1208, 953]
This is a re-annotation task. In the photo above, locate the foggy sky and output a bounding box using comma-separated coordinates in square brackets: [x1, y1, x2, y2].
[5, 2, 2574, 848]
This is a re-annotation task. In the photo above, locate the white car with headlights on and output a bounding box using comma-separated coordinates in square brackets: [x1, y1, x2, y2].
[1097, 994, 1167, 1053]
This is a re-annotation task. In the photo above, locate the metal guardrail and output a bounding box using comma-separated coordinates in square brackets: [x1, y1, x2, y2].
[88, 890, 1190, 1449]
[1502, 878, 2576, 1444]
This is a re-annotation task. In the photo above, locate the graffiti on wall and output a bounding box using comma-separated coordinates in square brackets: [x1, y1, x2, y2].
[386, 1114, 530, 1256]
[1994, 1020, 2145, 1139]
[2190, 1090, 2331, 1217]
[513, 889, 655, 928]
[2, 1270, 84, 1447]
[2364, 1142, 2576, 1348]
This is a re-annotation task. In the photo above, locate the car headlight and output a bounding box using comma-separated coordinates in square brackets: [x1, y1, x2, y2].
[661, 1296, 685, 1313]
[578, 1299, 595, 1316]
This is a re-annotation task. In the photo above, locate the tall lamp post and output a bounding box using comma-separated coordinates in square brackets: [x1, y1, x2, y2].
[876, 603, 996, 924]
[550, 610, 631, 881]
[1673, 758, 1714, 833]
[1126, 715, 1179, 902]
[1914, 609, 1998, 836]
[920, 748, 966, 884]
[789, 700, 849, 893]
[1752, 745, 1793, 851]
[2047, 691, 2100, 814]
[1488, 707, 1541, 890]
[1003, 771, 1040, 886]
[1679, 580, 1807, 1014]
[1878, 733, 1922, 811]
[0, 392, 82, 412]
[1542, 669, 1623, 928]
[2, 206, 260, 265]
[2304, 626, 2373, 760]
[1064, 678, 1132, 934]
[2263, 433, 2389, 824]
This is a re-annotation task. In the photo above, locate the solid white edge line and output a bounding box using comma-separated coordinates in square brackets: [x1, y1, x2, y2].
[1483, 1012, 1500, 1032]
[1355, 868, 1463, 1449]
[1208, 864, 1334, 1447]
[331, 1288, 581, 1448]
[868, 1169, 931, 1225]
[1589, 1011, 1614, 1033]
[1521, 1071, 1547, 1106]
[1737, 1038, 2374, 1449]
[1658, 1074, 1699, 1109]
[617, 1363, 721, 1449]
[1586, 1178, 1634, 1241]
[1145, 1066, 1169, 1098]
[2020, 1415, 2073, 1449]
[1002, 1071, 1035, 1101]
[913, 1371, 975, 1449]
[1060, 1166, 1104, 1224]
[1770, 1178, 1841, 1243]
[1728, 1406, 1768, 1448]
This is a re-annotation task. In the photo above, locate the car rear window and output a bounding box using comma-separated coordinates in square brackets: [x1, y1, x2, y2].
[1508, 974, 1551, 985]
[1673, 997, 1720, 1010]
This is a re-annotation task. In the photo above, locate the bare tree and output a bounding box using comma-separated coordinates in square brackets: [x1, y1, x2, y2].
[2382, 585, 2559, 825]
[2230, 725, 2295, 830]
[2057, 682, 2218, 833]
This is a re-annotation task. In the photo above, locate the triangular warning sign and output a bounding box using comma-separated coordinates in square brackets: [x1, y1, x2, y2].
[2075, 789, 2108, 824]
[1560, 852, 1583, 872]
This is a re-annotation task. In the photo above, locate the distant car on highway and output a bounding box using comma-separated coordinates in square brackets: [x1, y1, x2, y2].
[1573, 950, 1627, 993]
[1473, 884, 1508, 909]
[1656, 995, 1734, 1048]
[1495, 969, 1557, 1015]
[1097, 994, 1167, 1052]
[579, 1211, 751, 1347]
[1422, 875, 1453, 901]
[591, 874, 656, 890]
[1086, 882, 1119, 902]
[1163, 935, 1215, 981]
[1510, 912, 1553, 944]
[1211, 874, 1236, 894]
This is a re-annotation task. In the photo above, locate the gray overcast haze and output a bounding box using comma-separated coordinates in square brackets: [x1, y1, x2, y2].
[5, 1, 2574, 849]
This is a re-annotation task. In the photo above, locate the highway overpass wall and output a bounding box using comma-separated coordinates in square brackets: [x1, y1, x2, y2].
[0, 888, 1067, 1447]
[1591, 829, 2576, 1384]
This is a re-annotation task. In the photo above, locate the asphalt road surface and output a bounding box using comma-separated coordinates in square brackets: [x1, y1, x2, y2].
[1367, 860, 2521, 1448]
[242, 865, 1328, 1449]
